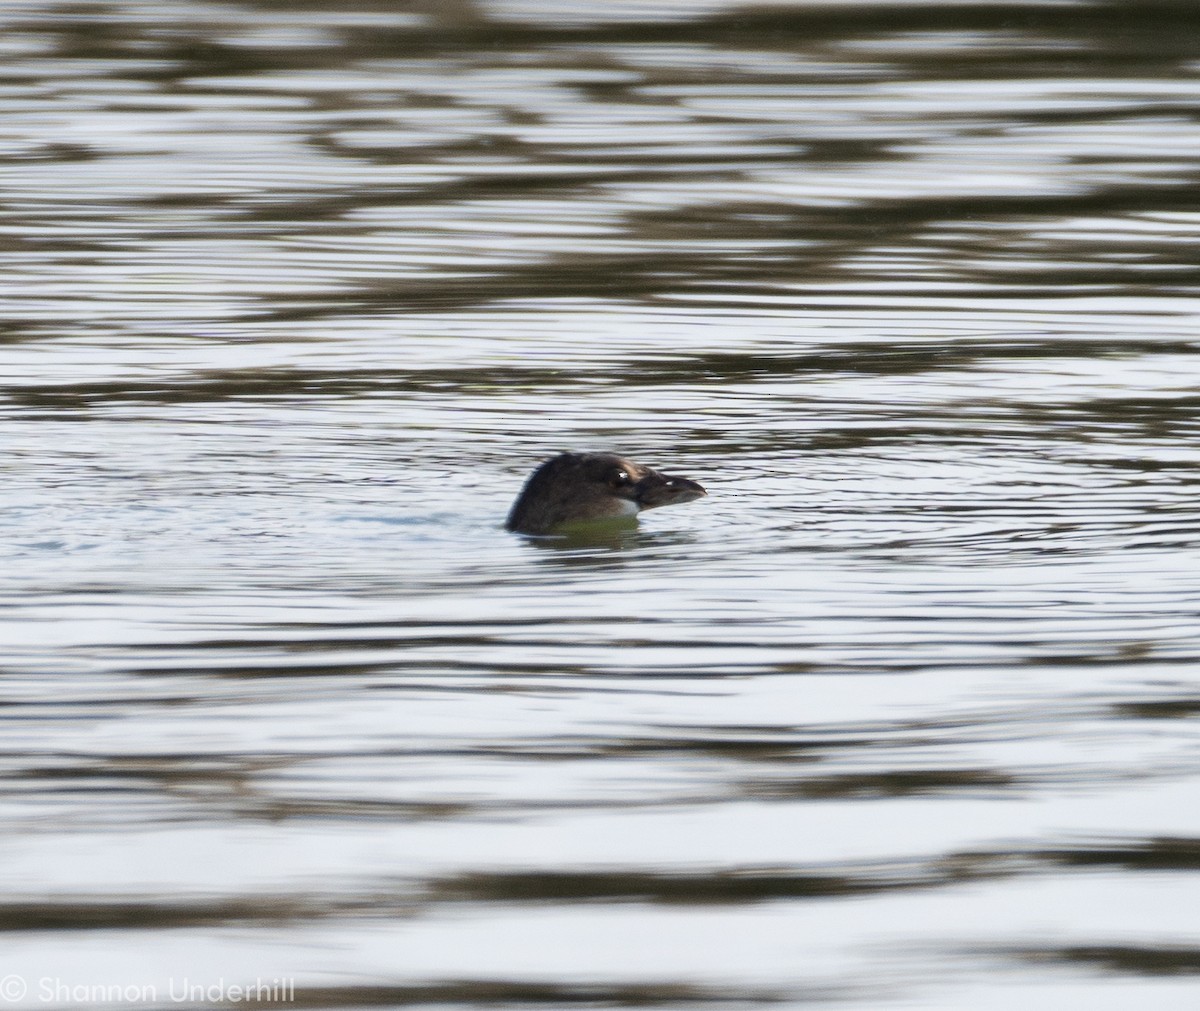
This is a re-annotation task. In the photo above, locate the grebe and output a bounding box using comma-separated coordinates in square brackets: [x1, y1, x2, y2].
[506, 452, 706, 535]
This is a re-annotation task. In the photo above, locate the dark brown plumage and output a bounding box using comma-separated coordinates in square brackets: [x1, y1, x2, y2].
[506, 452, 706, 535]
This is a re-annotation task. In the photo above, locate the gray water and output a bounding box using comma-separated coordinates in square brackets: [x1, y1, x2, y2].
[3, 1, 1200, 1008]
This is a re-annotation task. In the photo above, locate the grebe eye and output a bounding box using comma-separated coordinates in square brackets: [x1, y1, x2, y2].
[609, 470, 630, 488]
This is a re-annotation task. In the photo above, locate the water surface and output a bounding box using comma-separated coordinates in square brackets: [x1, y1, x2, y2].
[3, 1, 1200, 1008]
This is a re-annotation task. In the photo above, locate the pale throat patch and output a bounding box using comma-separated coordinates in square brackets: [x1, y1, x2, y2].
[614, 497, 640, 517]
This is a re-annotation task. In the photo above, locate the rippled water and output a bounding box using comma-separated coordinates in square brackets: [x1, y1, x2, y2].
[3, 1, 1200, 1008]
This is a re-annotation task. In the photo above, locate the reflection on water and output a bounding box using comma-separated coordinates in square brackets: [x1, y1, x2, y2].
[2, 0, 1200, 1008]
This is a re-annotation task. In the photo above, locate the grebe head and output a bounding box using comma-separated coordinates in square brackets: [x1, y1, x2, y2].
[506, 452, 706, 536]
